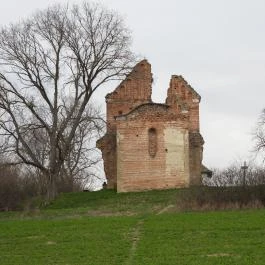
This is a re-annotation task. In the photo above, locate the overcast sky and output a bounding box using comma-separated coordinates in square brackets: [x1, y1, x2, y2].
[1, 0, 265, 169]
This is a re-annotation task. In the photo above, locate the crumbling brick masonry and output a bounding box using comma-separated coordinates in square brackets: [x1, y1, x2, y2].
[97, 60, 208, 192]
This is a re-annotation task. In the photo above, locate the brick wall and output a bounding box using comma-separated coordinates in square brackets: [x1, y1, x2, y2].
[97, 60, 153, 188]
[166, 75, 200, 132]
[97, 60, 204, 191]
[117, 120, 190, 192]
[96, 133, 117, 189]
[106, 59, 152, 132]
[189, 132, 204, 185]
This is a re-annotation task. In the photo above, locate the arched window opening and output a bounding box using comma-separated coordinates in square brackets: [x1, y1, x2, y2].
[148, 128, 157, 158]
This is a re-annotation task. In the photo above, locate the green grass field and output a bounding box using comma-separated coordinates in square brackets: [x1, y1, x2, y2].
[0, 190, 265, 265]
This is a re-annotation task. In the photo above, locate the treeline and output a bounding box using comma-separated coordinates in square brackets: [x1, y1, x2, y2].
[176, 162, 265, 211]
[203, 162, 265, 187]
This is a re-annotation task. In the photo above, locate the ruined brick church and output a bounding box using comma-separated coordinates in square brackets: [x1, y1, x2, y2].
[97, 60, 209, 192]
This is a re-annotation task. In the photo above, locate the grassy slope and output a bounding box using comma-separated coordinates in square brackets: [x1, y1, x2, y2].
[135, 211, 265, 265]
[0, 216, 138, 265]
[0, 189, 265, 265]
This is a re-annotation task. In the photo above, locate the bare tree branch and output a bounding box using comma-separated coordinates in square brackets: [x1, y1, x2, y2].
[0, 2, 135, 200]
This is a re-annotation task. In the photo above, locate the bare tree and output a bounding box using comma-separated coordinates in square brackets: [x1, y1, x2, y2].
[254, 108, 265, 160]
[203, 161, 265, 187]
[15, 104, 105, 193]
[59, 105, 105, 191]
[203, 164, 242, 187]
[0, 2, 135, 200]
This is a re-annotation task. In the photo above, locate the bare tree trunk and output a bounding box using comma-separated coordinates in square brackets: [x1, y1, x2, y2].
[0, 2, 135, 201]
[47, 172, 57, 201]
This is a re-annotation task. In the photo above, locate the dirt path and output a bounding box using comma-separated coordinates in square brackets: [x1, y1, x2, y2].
[125, 219, 144, 265]
[156, 204, 175, 215]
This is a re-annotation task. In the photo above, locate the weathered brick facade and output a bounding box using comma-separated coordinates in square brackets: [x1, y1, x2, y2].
[97, 60, 205, 192]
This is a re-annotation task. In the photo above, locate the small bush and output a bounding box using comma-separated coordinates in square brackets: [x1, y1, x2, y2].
[0, 166, 23, 211]
[0, 165, 40, 211]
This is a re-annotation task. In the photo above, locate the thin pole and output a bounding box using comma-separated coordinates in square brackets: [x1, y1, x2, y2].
[241, 161, 248, 187]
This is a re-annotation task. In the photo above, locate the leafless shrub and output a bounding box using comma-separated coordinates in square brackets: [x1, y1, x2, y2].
[203, 162, 265, 187]
[177, 186, 265, 211]
[0, 165, 21, 211]
[0, 164, 40, 211]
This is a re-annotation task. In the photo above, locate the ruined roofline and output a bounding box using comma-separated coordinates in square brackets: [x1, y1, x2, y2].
[105, 59, 150, 100]
[115, 102, 169, 119]
[171, 75, 201, 101]
[104, 60, 201, 105]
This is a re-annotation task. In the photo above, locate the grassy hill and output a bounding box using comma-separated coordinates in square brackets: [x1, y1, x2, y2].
[1, 189, 265, 264]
